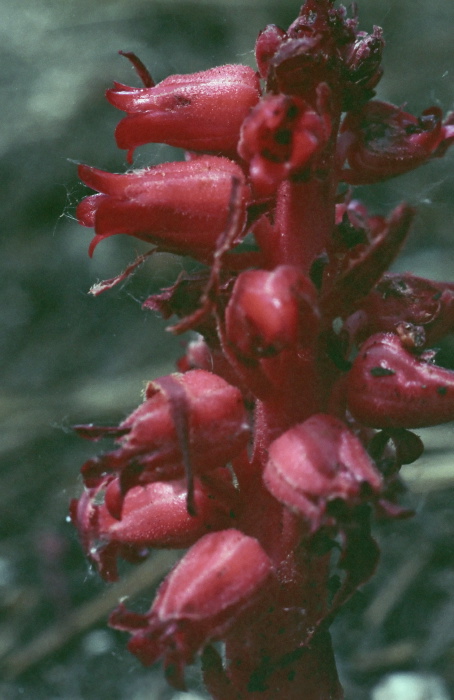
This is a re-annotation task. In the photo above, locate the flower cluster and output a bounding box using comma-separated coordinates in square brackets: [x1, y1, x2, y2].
[72, 1, 454, 697]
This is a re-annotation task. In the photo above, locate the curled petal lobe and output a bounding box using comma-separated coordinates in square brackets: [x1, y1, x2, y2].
[77, 156, 250, 261]
[347, 333, 454, 428]
[106, 64, 261, 159]
[109, 530, 273, 688]
[263, 414, 382, 530]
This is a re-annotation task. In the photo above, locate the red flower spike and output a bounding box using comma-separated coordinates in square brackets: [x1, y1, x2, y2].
[71, 471, 239, 581]
[107, 64, 261, 160]
[109, 529, 274, 689]
[340, 102, 454, 184]
[263, 414, 382, 531]
[225, 265, 320, 361]
[347, 333, 454, 428]
[80, 370, 250, 490]
[72, 1, 454, 696]
[77, 156, 250, 261]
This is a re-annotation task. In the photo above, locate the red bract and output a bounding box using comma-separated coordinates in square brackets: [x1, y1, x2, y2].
[72, 1, 454, 698]
[107, 64, 261, 161]
[77, 156, 250, 260]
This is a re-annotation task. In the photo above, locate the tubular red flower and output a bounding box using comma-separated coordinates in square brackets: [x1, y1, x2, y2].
[109, 529, 274, 689]
[70, 470, 239, 581]
[347, 333, 454, 428]
[106, 64, 261, 160]
[340, 102, 454, 184]
[263, 414, 382, 530]
[77, 156, 250, 260]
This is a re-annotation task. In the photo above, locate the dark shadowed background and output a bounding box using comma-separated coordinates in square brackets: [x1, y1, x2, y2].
[1, 1, 453, 698]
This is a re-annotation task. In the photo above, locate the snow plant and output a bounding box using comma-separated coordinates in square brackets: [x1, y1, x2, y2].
[71, 1, 454, 697]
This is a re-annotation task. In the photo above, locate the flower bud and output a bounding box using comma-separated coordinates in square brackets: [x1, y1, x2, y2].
[70, 470, 239, 581]
[109, 529, 273, 688]
[77, 156, 250, 261]
[225, 265, 320, 360]
[78, 370, 250, 489]
[340, 27, 384, 109]
[263, 414, 382, 530]
[340, 102, 454, 184]
[106, 64, 261, 160]
[347, 333, 454, 428]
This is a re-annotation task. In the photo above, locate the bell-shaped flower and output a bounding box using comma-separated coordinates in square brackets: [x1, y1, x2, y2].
[77, 369, 250, 491]
[77, 155, 250, 261]
[347, 333, 454, 428]
[263, 414, 382, 530]
[109, 529, 274, 689]
[225, 265, 319, 361]
[70, 470, 239, 582]
[238, 88, 331, 196]
[340, 101, 454, 184]
[106, 64, 261, 160]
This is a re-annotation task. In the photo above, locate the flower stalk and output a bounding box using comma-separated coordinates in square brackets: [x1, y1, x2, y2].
[71, 1, 454, 697]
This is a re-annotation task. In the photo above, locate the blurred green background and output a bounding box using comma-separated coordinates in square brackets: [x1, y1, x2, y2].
[0, 1, 453, 698]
